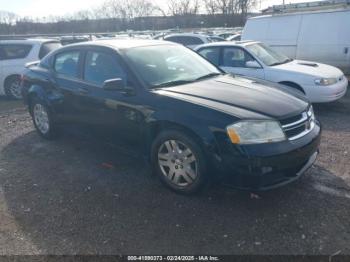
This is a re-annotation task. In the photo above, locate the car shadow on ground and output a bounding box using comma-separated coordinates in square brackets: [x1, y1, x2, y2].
[1, 130, 350, 255]
[312, 89, 349, 132]
[0, 97, 24, 112]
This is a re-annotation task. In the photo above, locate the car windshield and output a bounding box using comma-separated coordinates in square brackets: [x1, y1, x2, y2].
[208, 36, 225, 42]
[123, 44, 221, 88]
[246, 43, 292, 66]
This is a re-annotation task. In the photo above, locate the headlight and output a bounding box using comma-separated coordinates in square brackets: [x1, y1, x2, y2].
[226, 120, 286, 144]
[307, 105, 315, 121]
[315, 78, 337, 86]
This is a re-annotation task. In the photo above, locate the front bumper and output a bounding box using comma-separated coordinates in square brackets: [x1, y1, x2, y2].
[305, 77, 348, 103]
[213, 121, 321, 191]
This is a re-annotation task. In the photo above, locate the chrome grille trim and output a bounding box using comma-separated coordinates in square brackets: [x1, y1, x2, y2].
[281, 112, 308, 129]
[288, 119, 315, 141]
[280, 107, 315, 141]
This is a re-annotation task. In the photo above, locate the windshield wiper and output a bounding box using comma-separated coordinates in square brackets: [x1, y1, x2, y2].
[151, 79, 194, 88]
[270, 58, 293, 66]
[195, 72, 222, 81]
[150, 73, 223, 88]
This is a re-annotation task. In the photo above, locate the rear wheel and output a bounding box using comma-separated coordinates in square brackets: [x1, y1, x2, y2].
[151, 130, 208, 194]
[5, 76, 22, 99]
[30, 98, 59, 139]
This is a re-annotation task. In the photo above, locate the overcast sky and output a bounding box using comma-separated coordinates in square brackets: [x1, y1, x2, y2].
[0, 0, 321, 17]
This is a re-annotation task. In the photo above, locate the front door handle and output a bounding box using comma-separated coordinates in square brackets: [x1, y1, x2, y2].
[77, 87, 89, 94]
[345, 47, 349, 54]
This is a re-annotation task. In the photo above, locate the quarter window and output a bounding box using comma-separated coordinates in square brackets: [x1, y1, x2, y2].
[198, 47, 220, 66]
[54, 51, 80, 78]
[39, 42, 62, 59]
[0, 44, 32, 60]
[84, 51, 127, 86]
[222, 47, 256, 68]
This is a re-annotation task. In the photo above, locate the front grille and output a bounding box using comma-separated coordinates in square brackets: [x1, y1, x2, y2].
[280, 107, 315, 140]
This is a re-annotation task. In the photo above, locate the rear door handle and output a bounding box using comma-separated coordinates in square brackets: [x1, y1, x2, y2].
[77, 87, 89, 94]
[345, 47, 349, 54]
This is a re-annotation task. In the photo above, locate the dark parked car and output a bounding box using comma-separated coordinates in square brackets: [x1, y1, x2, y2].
[21, 40, 321, 194]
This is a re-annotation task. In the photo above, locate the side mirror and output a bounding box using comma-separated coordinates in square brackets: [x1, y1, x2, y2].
[245, 60, 261, 69]
[103, 78, 125, 91]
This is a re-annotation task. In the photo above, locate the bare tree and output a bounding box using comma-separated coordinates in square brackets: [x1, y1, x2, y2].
[213, 0, 238, 15]
[93, 0, 156, 19]
[203, 0, 218, 15]
[168, 0, 201, 16]
[236, 0, 257, 16]
[0, 11, 17, 25]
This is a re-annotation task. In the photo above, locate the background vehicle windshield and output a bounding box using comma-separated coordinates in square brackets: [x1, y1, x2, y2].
[208, 36, 225, 42]
[124, 45, 221, 87]
[246, 43, 290, 66]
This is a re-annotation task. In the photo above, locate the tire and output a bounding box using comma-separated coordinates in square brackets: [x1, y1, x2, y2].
[280, 82, 305, 94]
[30, 97, 59, 140]
[4, 76, 23, 100]
[151, 130, 208, 194]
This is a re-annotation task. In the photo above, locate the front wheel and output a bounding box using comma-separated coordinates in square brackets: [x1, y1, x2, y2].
[151, 130, 208, 194]
[30, 98, 59, 139]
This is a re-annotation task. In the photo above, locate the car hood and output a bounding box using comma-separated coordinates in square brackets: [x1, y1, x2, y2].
[153, 75, 309, 119]
[272, 59, 344, 78]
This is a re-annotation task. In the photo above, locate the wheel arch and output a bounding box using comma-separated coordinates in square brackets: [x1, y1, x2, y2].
[278, 81, 305, 94]
[145, 119, 218, 161]
[147, 120, 206, 149]
[4, 74, 21, 87]
[26, 85, 50, 114]
[4, 74, 22, 97]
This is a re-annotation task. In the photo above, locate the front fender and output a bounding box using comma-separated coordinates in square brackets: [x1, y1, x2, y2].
[143, 103, 234, 168]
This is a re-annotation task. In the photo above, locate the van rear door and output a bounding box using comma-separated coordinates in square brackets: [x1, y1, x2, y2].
[297, 10, 349, 73]
[337, 10, 350, 74]
[242, 15, 301, 59]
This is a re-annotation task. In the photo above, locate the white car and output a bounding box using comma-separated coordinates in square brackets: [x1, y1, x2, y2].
[0, 39, 61, 99]
[195, 41, 348, 103]
[164, 33, 225, 49]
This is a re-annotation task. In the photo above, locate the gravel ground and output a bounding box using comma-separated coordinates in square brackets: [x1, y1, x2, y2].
[0, 92, 349, 256]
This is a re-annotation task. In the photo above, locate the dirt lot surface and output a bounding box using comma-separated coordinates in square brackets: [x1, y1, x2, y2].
[0, 92, 349, 256]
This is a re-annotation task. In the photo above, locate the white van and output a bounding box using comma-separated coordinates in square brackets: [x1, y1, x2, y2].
[242, 6, 350, 74]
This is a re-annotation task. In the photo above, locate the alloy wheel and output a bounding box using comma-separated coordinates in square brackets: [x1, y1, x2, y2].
[9, 79, 22, 99]
[33, 104, 50, 134]
[158, 140, 198, 187]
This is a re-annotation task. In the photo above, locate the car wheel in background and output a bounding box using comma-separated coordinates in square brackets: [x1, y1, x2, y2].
[30, 98, 59, 140]
[151, 130, 208, 194]
[5, 75, 23, 100]
[280, 81, 305, 94]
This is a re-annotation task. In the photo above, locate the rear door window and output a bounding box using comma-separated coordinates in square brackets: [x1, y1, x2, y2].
[0, 44, 32, 60]
[54, 51, 81, 78]
[39, 42, 62, 59]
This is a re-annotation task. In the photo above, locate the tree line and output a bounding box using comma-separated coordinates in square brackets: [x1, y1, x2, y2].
[0, 0, 258, 34]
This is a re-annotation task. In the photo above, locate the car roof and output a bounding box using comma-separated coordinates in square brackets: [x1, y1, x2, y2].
[65, 39, 178, 50]
[194, 40, 260, 50]
[0, 38, 59, 44]
[164, 33, 210, 38]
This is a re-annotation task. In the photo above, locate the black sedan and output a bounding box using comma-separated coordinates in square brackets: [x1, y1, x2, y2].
[21, 40, 321, 194]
